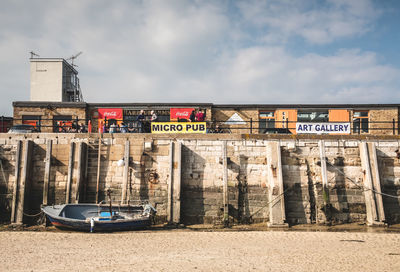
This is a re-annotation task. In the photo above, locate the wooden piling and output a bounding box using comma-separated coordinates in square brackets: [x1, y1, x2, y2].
[82, 141, 89, 202]
[10, 140, 22, 223]
[172, 142, 182, 223]
[167, 141, 173, 222]
[96, 138, 102, 203]
[319, 140, 330, 205]
[121, 139, 130, 204]
[16, 140, 33, 224]
[42, 139, 52, 206]
[370, 142, 385, 222]
[266, 141, 287, 227]
[73, 142, 86, 203]
[167, 141, 182, 223]
[359, 142, 385, 225]
[222, 141, 229, 226]
[66, 142, 75, 204]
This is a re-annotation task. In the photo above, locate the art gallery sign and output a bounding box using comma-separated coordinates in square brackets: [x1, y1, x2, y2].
[296, 122, 351, 134]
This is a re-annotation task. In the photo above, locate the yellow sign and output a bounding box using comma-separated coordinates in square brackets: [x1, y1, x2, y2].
[151, 122, 206, 134]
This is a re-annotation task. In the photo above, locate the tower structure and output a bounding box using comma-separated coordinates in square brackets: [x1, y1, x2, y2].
[30, 57, 83, 102]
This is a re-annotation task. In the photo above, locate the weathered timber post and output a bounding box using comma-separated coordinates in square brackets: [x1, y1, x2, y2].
[95, 137, 102, 203]
[359, 142, 385, 225]
[369, 142, 385, 222]
[266, 141, 288, 227]
[73, 142, 87, 203]
[167, 141, 173, 222]
[319, 140, 330, 223]
[121, 139, 130, 204]
[10, 140, 22, 223]
[15, 140, 33, 224]
[82, 142, 89, 202]
[167, 141, 182, 224]
[173, 141, 182, 223]
[222, 140, 229, 226]
[42, 139, 52, 206]
[65, 142, 75, 204]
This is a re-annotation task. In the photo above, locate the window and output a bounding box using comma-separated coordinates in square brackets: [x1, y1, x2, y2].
[22, 115, 41, 132]
[259, 111, 275, 133]
[123, 109, 170, 133]
[297, 111, 329, 122]
[53, 115, 73, 132]
[353, 111, 369, 133]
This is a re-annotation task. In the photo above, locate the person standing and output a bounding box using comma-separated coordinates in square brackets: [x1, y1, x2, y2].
[189, 110, 196, 122]
[109, 123, 117, 133]
[120, 122, 128, 133]
[195, 109, 205, 122]
[151, 110, 158, 122]
[136, 110, 145, 133]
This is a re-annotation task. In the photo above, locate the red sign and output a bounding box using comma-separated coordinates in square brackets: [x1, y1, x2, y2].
[98, 108, 123, 119]
[170, 108, 194, 121]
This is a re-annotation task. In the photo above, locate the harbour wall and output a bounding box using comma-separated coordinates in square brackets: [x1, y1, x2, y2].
[0, 133, 400, 226]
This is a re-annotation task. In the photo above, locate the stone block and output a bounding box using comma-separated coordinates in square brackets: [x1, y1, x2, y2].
[378, 141, 397, 147]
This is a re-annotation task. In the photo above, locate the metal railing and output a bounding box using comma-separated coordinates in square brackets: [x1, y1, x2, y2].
[4, 116, 400, 135]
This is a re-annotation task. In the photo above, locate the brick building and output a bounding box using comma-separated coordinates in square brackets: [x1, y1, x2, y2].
[12, 101, 400, 135]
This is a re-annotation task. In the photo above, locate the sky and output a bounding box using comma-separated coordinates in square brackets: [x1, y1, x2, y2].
[1, 0, 400, 116]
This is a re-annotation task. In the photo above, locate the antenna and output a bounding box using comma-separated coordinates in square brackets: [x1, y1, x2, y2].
[67, 51, 82, 66]
[30, 51, 40, 58]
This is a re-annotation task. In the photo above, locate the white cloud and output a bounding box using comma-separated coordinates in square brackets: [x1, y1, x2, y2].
[236, 0, 379, 44]
[214, 47, 400, 103]
[0, 0, 398, 116]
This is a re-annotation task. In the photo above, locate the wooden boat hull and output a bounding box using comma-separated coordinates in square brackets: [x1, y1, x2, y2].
[42, 204, 155, 232]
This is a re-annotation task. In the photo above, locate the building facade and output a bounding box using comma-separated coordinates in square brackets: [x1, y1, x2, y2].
[12, 102, 400, 135]
[30, 58, 83, 102]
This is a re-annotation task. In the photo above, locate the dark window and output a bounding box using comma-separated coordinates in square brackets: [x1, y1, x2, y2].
[259, 111, 275, 133]
[353, 111, 369, 133]
[123, 111, 170, 133]
[53, 115, 73, 132]
[22, 115, 41, 132]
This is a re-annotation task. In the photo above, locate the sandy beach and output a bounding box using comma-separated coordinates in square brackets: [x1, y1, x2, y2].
[1, 229, 400, 272]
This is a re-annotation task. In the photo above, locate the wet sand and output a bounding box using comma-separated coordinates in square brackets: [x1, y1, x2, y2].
[1, 229, 400, 272]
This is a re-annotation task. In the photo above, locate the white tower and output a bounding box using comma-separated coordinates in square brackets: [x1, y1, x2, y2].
[30, 55, 83, 102]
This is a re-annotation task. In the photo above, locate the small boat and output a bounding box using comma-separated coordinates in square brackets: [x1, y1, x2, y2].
[42, 203, 156, 232]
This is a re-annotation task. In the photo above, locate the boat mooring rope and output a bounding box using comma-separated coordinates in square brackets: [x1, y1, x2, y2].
[249, 187, 291, 219]
[23, 211, 44, 217]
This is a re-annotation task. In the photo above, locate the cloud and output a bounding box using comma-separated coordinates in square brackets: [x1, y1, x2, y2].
[0, 0, 398, 117]
[236, 0, 380, 44]
[213, 47, 400, 103]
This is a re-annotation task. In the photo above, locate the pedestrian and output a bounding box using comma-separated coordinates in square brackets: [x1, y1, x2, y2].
[79, 123, 86, 133]
[195, 109, 205, 121]
[151, 110, 158, 122]
[103, 122, 108, 133]
[190, 110, 196, 122]
[136, 110, 145, 133]
[88, 120, 92, 133]
[120, 122, 128, 133]
[109, 123, 117, 133]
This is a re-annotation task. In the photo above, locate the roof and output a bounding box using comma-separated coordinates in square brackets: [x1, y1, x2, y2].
[30, 58, 78, 74]
[13, 101, 87, 108]
[12, 101, 400, 109]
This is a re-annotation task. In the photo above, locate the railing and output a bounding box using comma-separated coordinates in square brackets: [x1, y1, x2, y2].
[4, 116, 400, 135]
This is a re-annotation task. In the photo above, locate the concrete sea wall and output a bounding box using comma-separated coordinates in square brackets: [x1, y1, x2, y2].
[0, 133, 399, 226]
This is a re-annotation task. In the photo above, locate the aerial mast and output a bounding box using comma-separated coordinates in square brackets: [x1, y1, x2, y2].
[66, 51, 82, 67]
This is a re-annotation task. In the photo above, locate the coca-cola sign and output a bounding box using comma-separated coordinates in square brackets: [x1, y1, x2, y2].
[104, 111, 117, 117]
[98, 108, 123, 119]
[170, 108, 195, 121]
